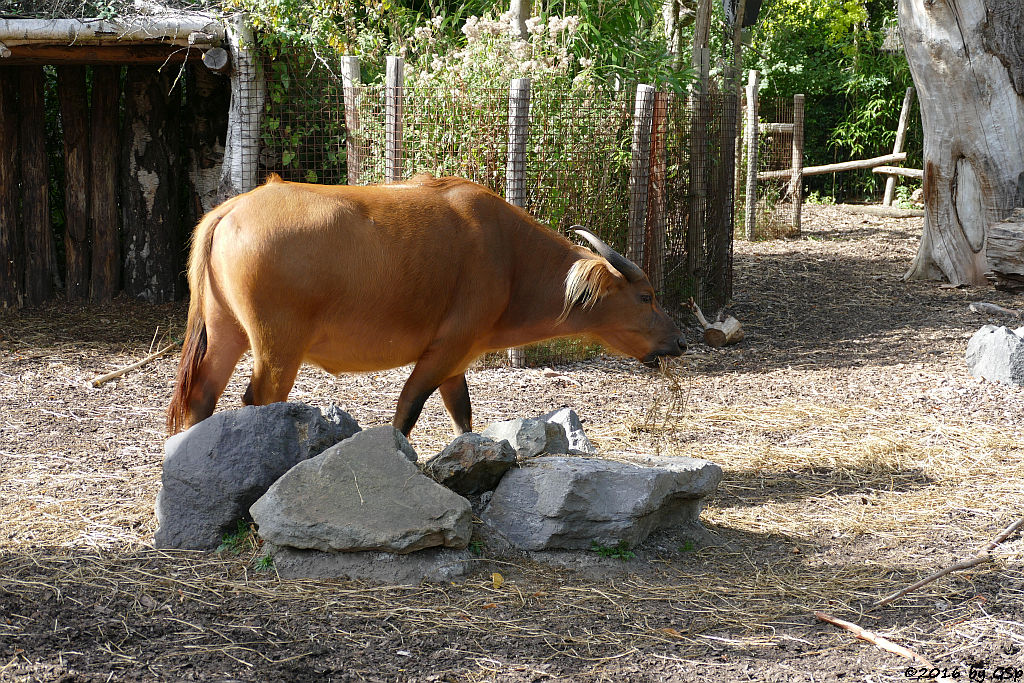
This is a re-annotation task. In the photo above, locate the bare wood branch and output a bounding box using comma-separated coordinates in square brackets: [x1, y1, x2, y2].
[758, 152, 907, 180]
[89, 343, 178, 388]
[872, 165, 923, 179]
[968, 301, 1022, 318]
[871, 515, 1024, 611]
[814, 611, 933, 667]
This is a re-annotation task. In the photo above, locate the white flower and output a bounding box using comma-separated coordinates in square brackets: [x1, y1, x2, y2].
[579, 56, 594, 69]
[525, 16, 543, 35]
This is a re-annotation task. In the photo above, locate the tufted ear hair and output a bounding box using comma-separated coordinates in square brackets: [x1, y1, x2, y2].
[559, 256, 622, 322]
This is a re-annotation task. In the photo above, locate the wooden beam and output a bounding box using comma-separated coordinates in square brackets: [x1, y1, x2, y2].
[0, 17, 224, 47]
[758, 152, 907, 179]
[883, 87, 915, 206]
[1, 43, 205, 65]
[873, 165, 923, 179]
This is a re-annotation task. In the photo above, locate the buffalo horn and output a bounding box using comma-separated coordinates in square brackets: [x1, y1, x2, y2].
[572, 227, 645, 282]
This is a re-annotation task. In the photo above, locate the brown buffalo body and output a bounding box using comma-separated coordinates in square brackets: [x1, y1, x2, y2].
[167, 175, 685, 436]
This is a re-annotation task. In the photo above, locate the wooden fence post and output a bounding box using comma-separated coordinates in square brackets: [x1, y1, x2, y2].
[743, 70, 759, 241]
[791, 93, 805, 234]
[19, 65, 55, 305]
[883, 87, 915, 206]
[0, 68, 21, 308]
[645, 91, 667, 293]
[385, 56, 404, 183]
[628, 84, 655, 265]
[506, 77, 531, 368]
[340, 55, 362, 186]
[687, 51, 710, 279]
[57, 66, 90, 300]
[90, 65, 120, 303]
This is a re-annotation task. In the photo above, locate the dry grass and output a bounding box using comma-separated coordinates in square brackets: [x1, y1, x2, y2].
[2, 206, 1023, 679]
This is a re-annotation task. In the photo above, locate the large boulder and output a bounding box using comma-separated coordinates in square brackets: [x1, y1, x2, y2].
[155, 403, 360, 550]
[966, 325, 1024, 385]
[481, 417, 570, 459]
[481, 456, 722, 551]
[250, 426, 472, 554]
[423, 433, 517, 495]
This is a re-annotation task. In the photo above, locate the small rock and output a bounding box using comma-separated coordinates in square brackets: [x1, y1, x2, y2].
[539, 407, 596, 454]
[482, 456, 722, 551]
[424, 433, 517, 495]
[154, 403, 360, 550]
[481, 418, 569, 459]
[965, 325, 1024, 385]
[250, 426, 472, 553]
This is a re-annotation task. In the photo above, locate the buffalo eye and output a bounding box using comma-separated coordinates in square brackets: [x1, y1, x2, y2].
[640, 293, 653, 304]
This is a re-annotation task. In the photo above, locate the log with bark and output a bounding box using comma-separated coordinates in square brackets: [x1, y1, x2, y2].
[121, 65, 184, 303]
[89, 65, 121, 303]
[687, 297, 744, 347]
[58, 65, 90, 300]
[985, 208, 1024, 291]
[0, 68, 20, 308]
[19, 65, 56, 305]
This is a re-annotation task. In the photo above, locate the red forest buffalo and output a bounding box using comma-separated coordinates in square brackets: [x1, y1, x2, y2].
[167, 174, 686, 436]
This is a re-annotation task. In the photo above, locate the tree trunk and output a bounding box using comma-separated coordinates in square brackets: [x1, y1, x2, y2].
[184, 63, 229, 223]
[0, 69, 21, 308]
[900, 0, 1024, 285]
[19, 65, 55, 305]
[121, 65, 183, 303]
[58, 66, 90, 300]
[90, 65, 121, 303]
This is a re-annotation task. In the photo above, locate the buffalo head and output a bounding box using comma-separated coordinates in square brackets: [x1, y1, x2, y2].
[569, 228, 686, 366]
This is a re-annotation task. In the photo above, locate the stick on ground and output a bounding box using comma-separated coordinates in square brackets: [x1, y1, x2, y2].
[871, 516, 1024, 611]
[89, 343, 179, 388]
[815, 611, 933, 667]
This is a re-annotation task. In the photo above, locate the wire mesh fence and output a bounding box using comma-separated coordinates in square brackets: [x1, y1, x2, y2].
[736, 93, 800, 241]
[256, 54, 736, 365]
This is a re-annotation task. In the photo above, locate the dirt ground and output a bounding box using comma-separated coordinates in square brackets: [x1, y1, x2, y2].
[1, 204, 1023, 682]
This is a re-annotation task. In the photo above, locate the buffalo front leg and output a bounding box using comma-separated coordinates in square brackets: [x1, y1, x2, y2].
[439, 374, 472, 436]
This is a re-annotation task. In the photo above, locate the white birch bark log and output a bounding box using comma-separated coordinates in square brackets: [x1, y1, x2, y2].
[899, 0, 1024, 285]
[217, 14, 264, 201]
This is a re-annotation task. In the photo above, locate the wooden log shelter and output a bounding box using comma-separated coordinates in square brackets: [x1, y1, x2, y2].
[0, 8, 255, 308]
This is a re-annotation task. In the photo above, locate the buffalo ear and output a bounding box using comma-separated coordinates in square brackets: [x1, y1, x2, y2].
[561, 256, 623, 321]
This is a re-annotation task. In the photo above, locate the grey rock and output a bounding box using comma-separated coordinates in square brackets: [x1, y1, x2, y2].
[539, 407, 597, 454]
[966, 325, 1024, 385]
[481, 456, 722, 551]
[481, 418, 569, 459]
[424, 433, 517, 495]
[155, 402, 360, 550]
[266, 544, 473, 584]
[250, 426, 472, 553]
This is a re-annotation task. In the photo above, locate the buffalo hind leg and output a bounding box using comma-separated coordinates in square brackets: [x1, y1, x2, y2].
[184, 316, 248, 429]
[439, 374, 472, 435]
[394, 349, 472, 437]
[245, 342, 305, 408]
